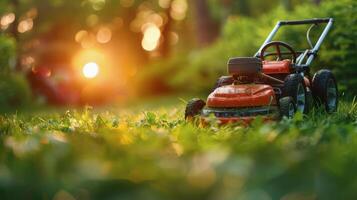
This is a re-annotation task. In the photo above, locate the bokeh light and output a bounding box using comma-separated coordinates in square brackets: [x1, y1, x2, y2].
[26, 8, 38, 19]
[149, 13, 164, 27]
[1, 13, 15, 29]
[112, 17, 124, 28]
[169, 31, 179, 45]
[142, 23, 161, 51]
[22, 56, 35, 69]
[96, 27, 112, 44]
[159, 0, 171, 9]
[75, 30, 89, 43]
[83, 62, 99, 79]
[18, 18, 33, 33]
[90, 0, 106, 11]
[86, 14, 99, 27]
[130, 3, 166, 33]
[120, 0, 134, 8]
[170, 0, 188, 21]
[81, 33, 97, 49]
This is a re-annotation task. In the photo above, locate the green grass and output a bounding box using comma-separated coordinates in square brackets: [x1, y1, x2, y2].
[0, 97, 357, 200]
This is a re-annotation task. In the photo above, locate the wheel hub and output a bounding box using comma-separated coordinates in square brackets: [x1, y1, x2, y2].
[296, 83, 306, 113]
[288, 102, 295, 118]
[327, 79, 337, 112]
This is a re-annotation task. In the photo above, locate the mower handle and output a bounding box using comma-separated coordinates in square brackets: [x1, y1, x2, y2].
[254, 18, 334, 70]
[278, 18, 331, 25]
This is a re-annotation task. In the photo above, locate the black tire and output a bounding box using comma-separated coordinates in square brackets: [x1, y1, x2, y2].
[279, 96, 296, 119]
[212, 76, 234, 91]
[282, 74, 308, 114]
[185, 98, 206, 120]
[306, 87, 314, 113]
[312, 69, 338, 113]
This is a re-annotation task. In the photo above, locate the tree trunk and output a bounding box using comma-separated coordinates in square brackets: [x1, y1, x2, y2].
[192, 0, 220, 46]
[159, 0, 172, 58]
[10, 0, 20, 70]
[312, 0, 321, 5]
[10, 0, 19, 41]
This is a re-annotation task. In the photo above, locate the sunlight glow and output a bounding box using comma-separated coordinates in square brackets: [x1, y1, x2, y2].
[73, 49, 109, 81]
[83, 62, 99, 79]
[74, 30, 97, 48]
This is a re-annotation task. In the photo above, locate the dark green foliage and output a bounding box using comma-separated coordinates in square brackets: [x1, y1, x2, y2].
[0, 36, 16, 73]
[0, 73, 32, 112]
[0, 36, 31, 112]
[317, 0, 357, 92]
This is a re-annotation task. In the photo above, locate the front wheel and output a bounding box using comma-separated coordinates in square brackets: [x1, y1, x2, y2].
[279, 96, 296, 119]
[185, 98, 206, 120]
[312, 69, 338, 113]
[283, 74, 308, 114]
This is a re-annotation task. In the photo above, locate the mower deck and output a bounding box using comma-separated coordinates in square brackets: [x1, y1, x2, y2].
[202, 106, 278, 124]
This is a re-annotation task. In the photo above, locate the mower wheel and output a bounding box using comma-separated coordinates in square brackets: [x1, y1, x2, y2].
[283, 74, 308, 114]
[185, 98, 206, 120]
[312, 69, 338, 113]
[279, 96, 296, 119]
[306, 87, 314, 112]
[212, 76, 234, 91]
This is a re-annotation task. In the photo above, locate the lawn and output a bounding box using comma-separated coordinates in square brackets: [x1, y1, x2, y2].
[0, 0, 356, 199]
[0, 97, 357, 200]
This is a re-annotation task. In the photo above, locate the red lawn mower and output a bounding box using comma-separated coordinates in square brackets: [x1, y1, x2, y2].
[185, 18, 338, 124]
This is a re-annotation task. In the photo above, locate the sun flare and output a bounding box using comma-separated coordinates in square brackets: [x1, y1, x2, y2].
[82, 62, 99, 79]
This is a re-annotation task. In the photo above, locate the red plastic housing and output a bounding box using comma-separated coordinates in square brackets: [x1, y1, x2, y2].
[207, 84, 277, 108]
[262, 60, 291, 74]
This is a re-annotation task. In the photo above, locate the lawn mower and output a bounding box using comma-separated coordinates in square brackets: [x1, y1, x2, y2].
[185, 18, 338, 124]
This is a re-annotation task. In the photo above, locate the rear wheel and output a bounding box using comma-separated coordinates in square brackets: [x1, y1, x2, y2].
[279, 96, 296, 119]
[212, 76, 234, 91]
[306, 87, 314, 113]
[312, 69, 338, 113]
[185, 98, 206, 120]
[283, 74, 308, 114]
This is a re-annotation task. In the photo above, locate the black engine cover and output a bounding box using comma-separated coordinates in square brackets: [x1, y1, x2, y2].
[227, 57, 262, 76]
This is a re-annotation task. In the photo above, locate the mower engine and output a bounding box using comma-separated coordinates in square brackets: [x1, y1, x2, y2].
[203, 57, 279, 123]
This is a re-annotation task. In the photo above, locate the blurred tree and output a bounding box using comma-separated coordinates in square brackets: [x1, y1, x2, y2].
[312, 0, 321, 5]
[157, 0, 173, 57]
[281, 0, 293, 10]
[281, 0, 321, 10]
[192, 0, 220, 46]
[9, 0, 19, 41]
[235, 0, 249, 16]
